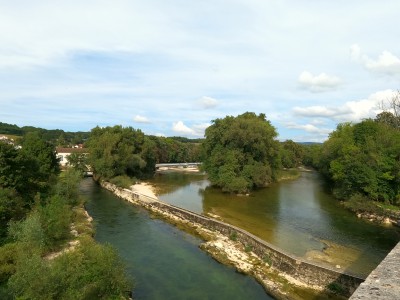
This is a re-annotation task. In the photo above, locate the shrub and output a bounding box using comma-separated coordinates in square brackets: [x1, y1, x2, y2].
[39, 196, 72, 250]
[110, 175, 136, 189]
[8, 238, 132, 300]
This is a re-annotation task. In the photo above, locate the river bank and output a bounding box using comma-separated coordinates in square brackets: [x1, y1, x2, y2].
[101, 180, 356, 300]
[341, 199, 400, 227]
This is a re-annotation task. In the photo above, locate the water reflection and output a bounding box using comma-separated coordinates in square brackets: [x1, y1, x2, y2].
[152, 171, 399, 276]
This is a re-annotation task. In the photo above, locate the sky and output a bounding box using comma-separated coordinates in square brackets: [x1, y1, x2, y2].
[1, 0, 399, 142]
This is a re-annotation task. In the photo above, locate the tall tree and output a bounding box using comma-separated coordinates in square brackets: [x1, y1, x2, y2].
[86, 125, 151, 180]
[19, 132, 60, 195]
[281, 140, 304, 168]
[320, 119, 400, 204]
[202, 112, 281, 193]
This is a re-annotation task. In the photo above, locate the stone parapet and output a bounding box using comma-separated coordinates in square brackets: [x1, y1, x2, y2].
[349, 242, 400, 299]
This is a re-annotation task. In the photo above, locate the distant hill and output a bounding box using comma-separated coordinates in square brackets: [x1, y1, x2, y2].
[0, 122, 90, 145]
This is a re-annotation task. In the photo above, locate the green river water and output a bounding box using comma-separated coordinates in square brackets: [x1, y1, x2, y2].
[81, 178, 272, 300]
[150, 170, 399, 277]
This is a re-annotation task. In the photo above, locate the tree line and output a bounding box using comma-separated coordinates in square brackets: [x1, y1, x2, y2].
[0, 122, 90, 146]
[0, 132, 131, 299]
[302, 111, 400, 209]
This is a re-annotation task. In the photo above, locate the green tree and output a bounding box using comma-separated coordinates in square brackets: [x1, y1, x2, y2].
[302, 143, 322, 168]
[39, 196, 72, 250]
[320, 119, 400, 204]
[66, 152, 88, 172]
[54, 169, 83, 206]
[0, 188, 25, 242]
[202, 112, 281, 193]
[280, 140, 304, 168]
[86, 125, 151, 180]
[19, 132, 60, 195]
[375, 111, 400, 129]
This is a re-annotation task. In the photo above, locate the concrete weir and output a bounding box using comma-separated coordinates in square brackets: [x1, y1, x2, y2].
[101, 181, 365, 298]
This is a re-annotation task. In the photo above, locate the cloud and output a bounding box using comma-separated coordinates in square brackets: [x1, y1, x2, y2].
[285, 122, 332, 135]
[199, 96, 218, 109]
[133, 115, 150, 123]
[350, 44, 400, 75]
[192, 123, 210, 136]
[172, 121, 210, 137]
[293, 89, 396, 122]
[293, 106, 349, 118]
[298, 71, 341, 92]
[172, 121, 195, 135]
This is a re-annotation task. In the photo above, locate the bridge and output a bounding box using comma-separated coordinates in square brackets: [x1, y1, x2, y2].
[155, 162, 202, 169]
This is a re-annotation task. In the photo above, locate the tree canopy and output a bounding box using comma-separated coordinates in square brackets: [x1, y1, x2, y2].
[86, 125, 152, 180]
[319, 118, 400, 204]
[201, 112, 281, 193]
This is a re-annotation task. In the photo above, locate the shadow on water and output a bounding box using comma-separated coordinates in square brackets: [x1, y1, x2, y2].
[80, 178, 273, 300]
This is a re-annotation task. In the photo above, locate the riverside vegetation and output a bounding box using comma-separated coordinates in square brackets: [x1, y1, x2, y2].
[0, 133, 131, 299]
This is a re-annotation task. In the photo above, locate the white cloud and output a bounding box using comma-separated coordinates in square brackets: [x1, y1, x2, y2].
[133, 115, 150, 123]
[172, 121, 210, 137]
[192, 123, 210, 136]
[293, 89, 396, 122]
[199, 96, 218, 109]
[350, 44, 400, 75]
[172, 121, 195, 135]
[293, 106, 349, 118]
[298, 71, 341, 92]
[285, 122, 332, 135]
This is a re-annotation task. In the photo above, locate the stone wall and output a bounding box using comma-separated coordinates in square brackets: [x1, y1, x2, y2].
[148, 201, 364, 296]
[101, 181, 364, 297]
[349, 242, 400, 299]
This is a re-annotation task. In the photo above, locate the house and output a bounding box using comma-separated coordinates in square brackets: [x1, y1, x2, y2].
[56, 147, 88, 166]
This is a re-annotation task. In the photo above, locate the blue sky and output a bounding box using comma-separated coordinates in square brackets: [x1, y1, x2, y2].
[1, 0, 399, 142]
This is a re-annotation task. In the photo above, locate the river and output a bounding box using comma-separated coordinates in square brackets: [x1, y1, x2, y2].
[150, 170, 399, 277]
[81, 178, 272, 300]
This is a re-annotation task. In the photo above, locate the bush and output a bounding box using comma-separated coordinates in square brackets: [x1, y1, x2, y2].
[110, 175, 136, 189]
[39, 196, 72, 250]
[8, 237, 132, 300]
[8, 211, 45, 254]
[54, 169, 83, 206]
